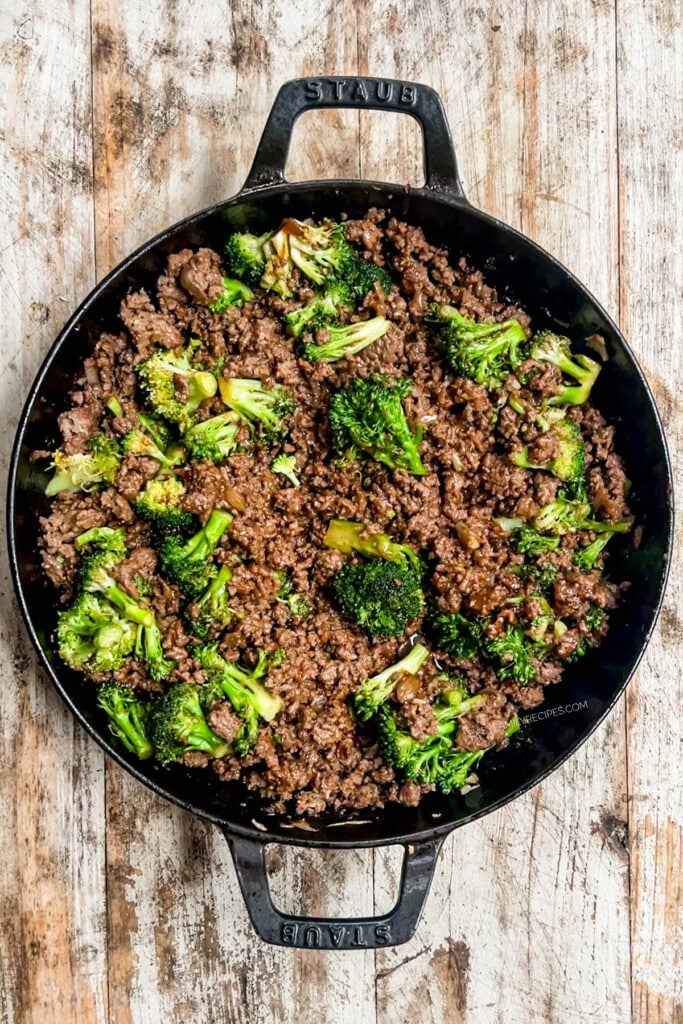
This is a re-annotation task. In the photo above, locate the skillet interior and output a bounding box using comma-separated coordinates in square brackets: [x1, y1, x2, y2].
[8, 181, 672, 848]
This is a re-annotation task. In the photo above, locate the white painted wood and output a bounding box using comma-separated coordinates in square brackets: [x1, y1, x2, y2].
[616, 2, 683, 1021]
[1, 1, 680, 1021]
[0, 4, 107, 1023]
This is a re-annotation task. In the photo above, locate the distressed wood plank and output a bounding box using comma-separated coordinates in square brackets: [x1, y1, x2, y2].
[91, 3, 376, 1021]
[0, 4, 107, 1024]
[361, 3, 633, 1022]
[616, 2, 683, 1020]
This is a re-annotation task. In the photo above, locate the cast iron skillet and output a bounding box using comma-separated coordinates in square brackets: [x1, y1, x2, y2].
[7, 77, 673, 949]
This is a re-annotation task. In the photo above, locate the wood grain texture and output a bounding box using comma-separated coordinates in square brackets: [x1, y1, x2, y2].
[0, 5, 107, 1024]
[1, 0, 681, 1022]
[616, 2, 683, 1021]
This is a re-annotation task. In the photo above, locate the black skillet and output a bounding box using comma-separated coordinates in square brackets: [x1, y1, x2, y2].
[7, 77, 673, 949]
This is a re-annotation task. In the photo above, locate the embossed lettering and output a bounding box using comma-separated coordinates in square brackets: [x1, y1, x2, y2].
[305, 80, 322, 101]
[351, 925, 367, 947]
[281, 923, 298, 945]
[374, 925, 391, 945]
[351, 80, 368, 102]
[376, 81, 392, 102]
[304, 926, 322, 947]
[400, 85, 417, 106]
[329, 925, 346, 947]
[333, 80, 346, 100]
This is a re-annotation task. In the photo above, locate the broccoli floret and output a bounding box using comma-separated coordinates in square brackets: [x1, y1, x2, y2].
[284, 281, 355, 339]
[150, 682, 231, 764]
[74, 526, 127, 557]
[275, 571, 312, 618]
[133, 573, 155, 598]
[510, 561, 559, 592]
[484, 624, 537, 685]
[428, 304, 527, 389]
[57, 592, 137, 674]
[510, 418, 586, 496]
[324, 520, 424, 573]
[45, 434, 121, 497]
[584, 605, 604, 632]
[287, 219, 392, 298]
[121, 428, 183, 470]
[424, 609, 485, 659]
[513, 526, 562, 556]
[96, 681, 153, 759]
[158, 509, 233, 600]
[218, 378, 294, 445]
[137, 413, 174, 450]
[196, 644, 283, 755]
[77, 531, 174, 681]
[225, 231, 272, 286]
[136, 344, 218, 430]
[133, 477, 195, 533]
[534, 494, 592, 535]
[375, 702, 485, 793]
[271, 453, 300, 487]
[184, 412, 241, 463]
[328, 375, 425, 475]
[529, 331, 601, 406]
[208, 277, 254, 314]
[573, 518, 633, 571]
[301, 316, 389, 363]
[350, 644, 430, 722]
[188, 565, 236, 639]
[334, 558, 425, 638]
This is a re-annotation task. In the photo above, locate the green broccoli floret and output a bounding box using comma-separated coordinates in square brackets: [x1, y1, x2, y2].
[208, 277, 254, 314]
[96, 681, 153, 759]
[184, 412, 241, 463]
[585, 605, 605, 631]
[77, 530, 174, 682]
[510, 561, 559, 591]
[284, 281, 355, 339]
[275, 571, 312, 618]
[133, 573, 155, 598]
[287, 219, 392, 298]
[375, 685, 487, 793]
[74, 526, 127, 557]
[45, 434, 121, 497]
[324, 520, 425, 574]
[424, 609, 486, 659]
[301, 316, 390, 363]
[529, 331, 601, 406]
[334, 558, 425, 638]
[196, 644, 283, 755]
[573, 518, 633, 571]
[219, 378, 294, 445]
[350, 644, 430, 722]
[150, 682, 231, 764]
[484, 624, 537, 685]
[271, 453, 300, 487]
[158, 509, 233, 600]
[121, 428, 184, 470]
[510, 418, 586, 497]
[328, 375, 425, 475]
[225, 231, 272, 286]
[136, 344, 218, 430]
[428, 304, 527, 389]
[137, 413, 174, 451]
[534, 494, 592, 535]
[188, 564, 236, 639]
[513, 527, 562, 556]
[57, 592, 137, 674]
[133, 477, 195, 533]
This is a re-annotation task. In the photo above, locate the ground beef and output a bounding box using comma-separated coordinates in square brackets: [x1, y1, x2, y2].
[37, 211, 631, 817]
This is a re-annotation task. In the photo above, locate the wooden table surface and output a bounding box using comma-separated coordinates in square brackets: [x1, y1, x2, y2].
[1, 2, 681, 1022]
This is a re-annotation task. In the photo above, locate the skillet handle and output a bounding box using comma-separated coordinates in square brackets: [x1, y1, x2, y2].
[243, 76, 467, 201]
[224, 831, 445, 949]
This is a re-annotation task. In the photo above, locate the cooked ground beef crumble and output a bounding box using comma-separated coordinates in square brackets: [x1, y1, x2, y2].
[37, 209, 630, 817]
